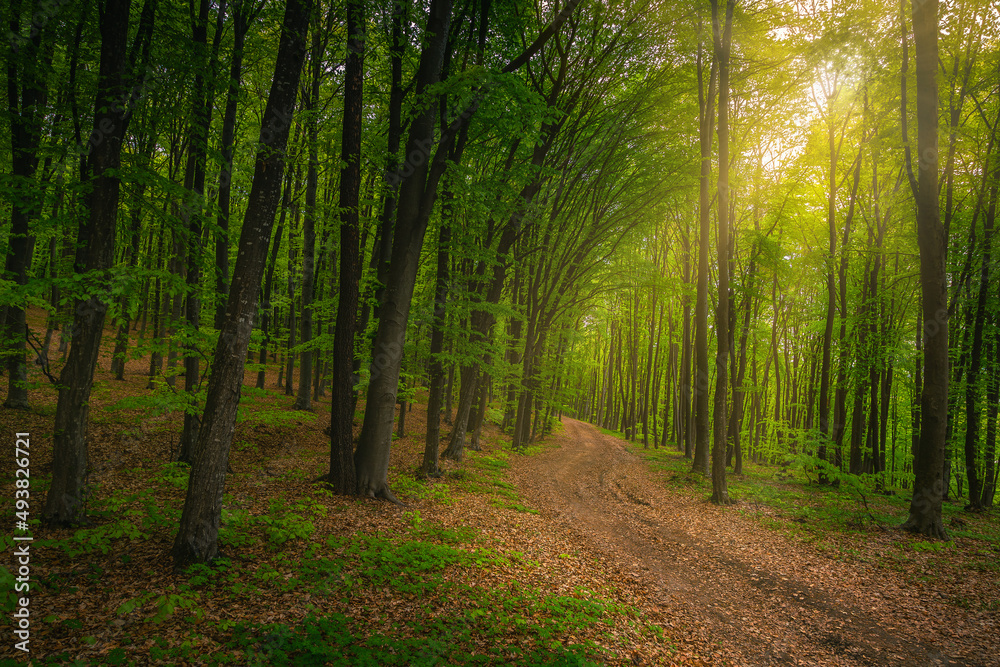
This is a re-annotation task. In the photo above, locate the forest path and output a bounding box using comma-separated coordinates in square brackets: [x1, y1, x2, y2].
[512, 418, 991, 667]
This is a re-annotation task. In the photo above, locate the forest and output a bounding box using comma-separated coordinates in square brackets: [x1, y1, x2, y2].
[2, 0, 999, 664]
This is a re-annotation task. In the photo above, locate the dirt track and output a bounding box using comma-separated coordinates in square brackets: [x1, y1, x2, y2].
[512, 418, 996, 667]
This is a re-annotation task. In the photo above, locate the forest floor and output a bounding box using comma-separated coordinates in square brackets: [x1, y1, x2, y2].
[1, 308, 998, 665]
[2, 308, 713, 666]
[515, 418, 1000, 667]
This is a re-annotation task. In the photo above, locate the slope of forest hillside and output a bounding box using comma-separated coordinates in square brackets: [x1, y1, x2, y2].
[1, 309, 714, 665]
[2, 0, 1000, 663]
[1, 310, 996, 665]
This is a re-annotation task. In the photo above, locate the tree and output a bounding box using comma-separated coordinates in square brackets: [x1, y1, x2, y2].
[43, 0, 155, 525]
[901, 0, 948, 539]
[692, 13, 717, 476]
[172, 0, 311, 567]
[352, 0, 454, 500]
[4, 0, 52, 410]
[327, 0, 364, 495]
[710, 0, 734, 505]
[294, 6, 335, 412]
[178, 0, 226, 463]
[354, 0, 583, 495]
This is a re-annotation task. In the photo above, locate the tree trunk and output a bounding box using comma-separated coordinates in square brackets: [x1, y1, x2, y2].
[111, 132, 154, 381]
[423, 200, 451, 475]
[982, 313, 998, 507]
[817, 99, 839, 469]
[327, 0, 365, 494]
[284, 198, 298, 396]
[353, 0, 453, 499]
[470, 374, 490, 450]
[962, 151, 996, 509]
[256, 168, 292, 389]
[172, 0, 311, 566]
[215, 1, 251, 330]
[692, 20, 717, 476]
[43, 0, 141, 524]
[680, 220, 693, 457]
[4, 0, 50, 410]
[833, 147, 863, 470]
[179, 0, 224, 463]
[147, 223, 166, 388]
[710, 0, 734, 504]
[295, 18, 328, 411]
[902, 0, 948, 539]
[727, 267, 753, 476]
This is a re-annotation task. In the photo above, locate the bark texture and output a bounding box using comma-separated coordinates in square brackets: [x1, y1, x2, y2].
[353, 0, 453, 499]
[902, 0, 948, 539]
[44, 0, 139, 524]
[328, 0, 364, 495]
[171, 0, 311, 566]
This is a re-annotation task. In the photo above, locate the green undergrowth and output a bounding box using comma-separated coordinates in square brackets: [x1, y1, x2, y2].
[10, 420, 670, 665]
[392, 437, 544, 514]
[625, 439, 1000, 572]
[112, 548, 652, 667]
[23, 493, 658, 666]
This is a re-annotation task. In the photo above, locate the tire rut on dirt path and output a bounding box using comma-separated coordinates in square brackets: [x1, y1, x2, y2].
[512, 418, 991, 667]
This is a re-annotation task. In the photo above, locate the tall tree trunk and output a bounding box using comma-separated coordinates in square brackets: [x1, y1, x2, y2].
[727, 264, 753, 476]
[327, 0, 365, 494]
[353, 0, 453, 499]
[902, 0, 948, 539]
[693, 19, 717, 475]
[833, 149, 863, 470]
[423, 198, 451, 475]
[962, 153, 996, 510]
[4, 0, 51, 409]
[817, 96, 839, 471]
[470, 372, 490, 450]
[44, 0, 146, 524]
[172, 0, 311, 565]
[369, 0, 408, 322]
[294, 20, 326, 412]
[710, 0, 734, 504]
[111, 129, 156, 380]
[680, 219, 693, 457]
[147, 223, 167, 388]
[284, 197, 298, 396]
[256, 168, 292, 389]
[982, 311, 998, 507]
[215, 1, 253, 329]
[179, 0, 224, 463]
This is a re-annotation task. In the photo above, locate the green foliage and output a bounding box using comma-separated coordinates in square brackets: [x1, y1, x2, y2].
[219, 507, 257, 549]
[393, 474, 454, 505]
[220, 611, 605, 667]
[38, 489, 180, 557]
[0, 567, 19, 612]
[405, 511, 479, 544]
[315, 533, 506, 596]
[910, 540, 956, 553]
[104, 384, 203, 419]
[155, 462, 191, 489]
[235, 391, 320, 427]
[116, 586, 203, 624]
[257, 497, 325, 547]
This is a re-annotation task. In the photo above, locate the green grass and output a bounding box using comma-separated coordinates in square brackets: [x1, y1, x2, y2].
[624, 440, 1000, 571]
[15, 420, 669, 666]
[108, 553, 653, 667]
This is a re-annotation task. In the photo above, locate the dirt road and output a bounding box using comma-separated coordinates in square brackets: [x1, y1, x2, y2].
[512, 418, 995, 667]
